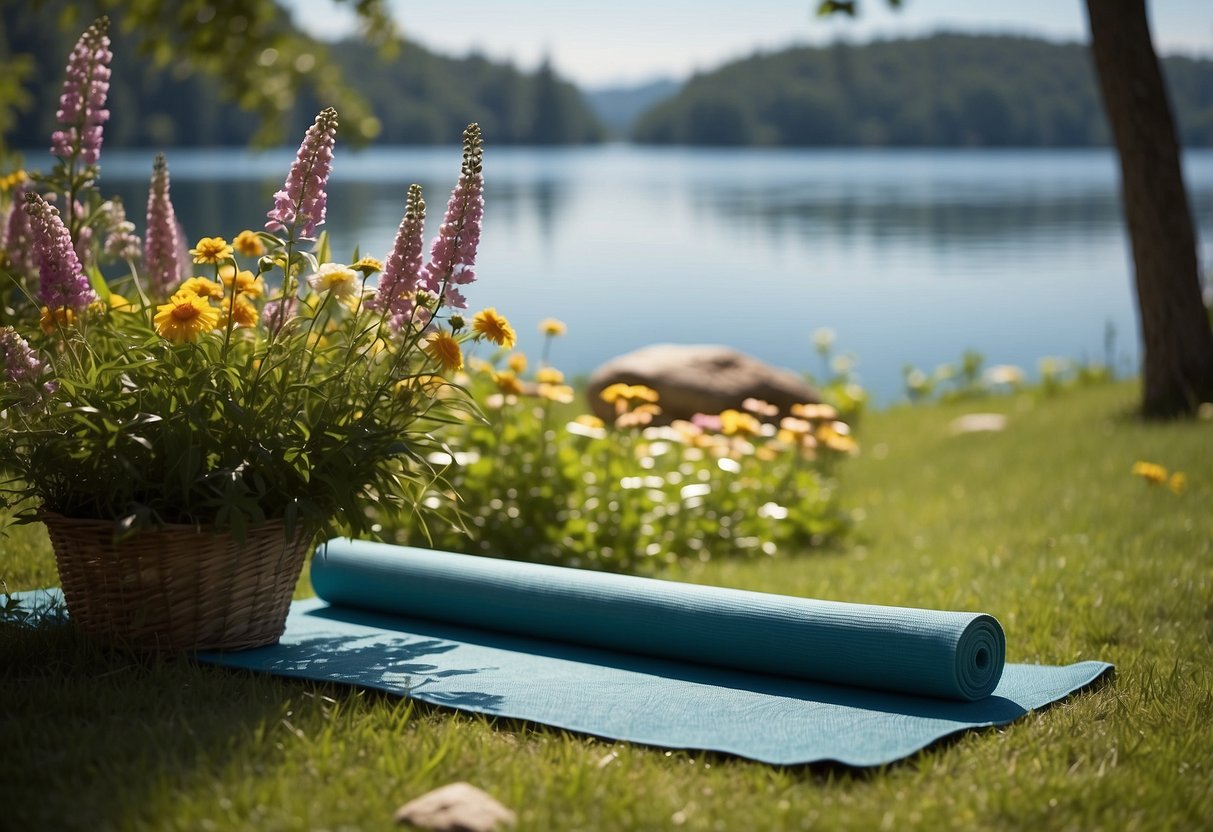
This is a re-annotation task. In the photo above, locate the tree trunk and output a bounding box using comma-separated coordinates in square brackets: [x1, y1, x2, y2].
[1084, 0, 1213, 417]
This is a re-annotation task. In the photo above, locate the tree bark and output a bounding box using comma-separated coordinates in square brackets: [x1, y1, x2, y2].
[1084, 0, 1213, 417]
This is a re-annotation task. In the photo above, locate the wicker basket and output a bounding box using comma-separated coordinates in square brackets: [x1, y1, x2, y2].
[42, 512, 311, 651]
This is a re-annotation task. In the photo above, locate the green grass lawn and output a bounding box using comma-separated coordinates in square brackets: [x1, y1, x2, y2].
[2, 381, 1210, 831]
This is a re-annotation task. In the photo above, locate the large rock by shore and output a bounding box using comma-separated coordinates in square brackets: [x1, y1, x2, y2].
[586, 344, 821, 424]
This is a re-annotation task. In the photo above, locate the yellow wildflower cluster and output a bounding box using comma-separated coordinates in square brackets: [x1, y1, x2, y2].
[189, 236, 234, 264]
[1131, 461, 1186, 495]
[152, 237, 269, 343]
[232, 229, 265, 258]
[539, 317, 567, 337]
[599, 383, 662, 428]
[0, 169, 28, 192]
[472, 308, 516, 348]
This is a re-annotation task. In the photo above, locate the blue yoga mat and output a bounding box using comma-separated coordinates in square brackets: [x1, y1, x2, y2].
[13, 540, 1112, 766]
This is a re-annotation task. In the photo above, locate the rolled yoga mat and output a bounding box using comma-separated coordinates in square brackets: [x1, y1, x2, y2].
[12, 540, 1112, 766]
[309, 539, 1007, 701]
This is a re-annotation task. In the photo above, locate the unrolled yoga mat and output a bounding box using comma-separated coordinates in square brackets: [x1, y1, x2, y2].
[15, 539, 1112, 766]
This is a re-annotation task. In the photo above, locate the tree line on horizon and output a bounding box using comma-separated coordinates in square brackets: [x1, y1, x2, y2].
[1, 4, 603, 149]
[634, 33, 1213, 147]
[3, 6, 1210, 150]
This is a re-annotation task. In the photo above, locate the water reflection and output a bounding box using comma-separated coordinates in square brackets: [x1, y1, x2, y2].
[89, 146, 1213, 402]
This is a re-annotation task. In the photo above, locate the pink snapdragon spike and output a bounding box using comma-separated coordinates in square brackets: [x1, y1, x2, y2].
[0, 326, 47, 384]
[50, 17, 112, 166]
[265, 108, 338, 240]
[2, 182, 37, 276]
[422, 123, 484, 310]
[371, 183, 428, 327]
[144, 154, 182, 299]
[24, 193, 97, 311]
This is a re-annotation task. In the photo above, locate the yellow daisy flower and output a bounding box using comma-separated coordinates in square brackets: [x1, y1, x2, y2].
[818, 421, 859, 454]
[190, 236, 234, 264]
[790, 402, 839, 421]
[536, 367, 564, 384]
[1168, 471, 1188, 495]
[219, 295, 259, 328]
[221, 269, 265, 298]
[507, 352, 528, 374]
[179, 277, 225, 301]
[424, 331, 463, 373]
[539, 317, 567, 336]
[615, 403, 661, 429]
[232, 229, 265, 257]
[600, 383, 660, 406]
[39, 306, 76, 334]
[493, 371, 525, 396]
[1131, 460, 1168, 485]
[353, 256, 384, 275]
[154, 290, 220, 343]
[720, 408, 761, 437]
[472, 308, 516, 348]
[538, 383, 575, 404]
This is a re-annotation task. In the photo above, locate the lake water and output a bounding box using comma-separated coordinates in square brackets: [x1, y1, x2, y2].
[94, 145, 1213, 404]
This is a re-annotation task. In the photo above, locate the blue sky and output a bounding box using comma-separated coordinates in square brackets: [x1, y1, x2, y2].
[288, 0, 1213, 87]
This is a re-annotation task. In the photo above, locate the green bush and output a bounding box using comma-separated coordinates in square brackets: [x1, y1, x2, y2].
[375, 327, 859, 574]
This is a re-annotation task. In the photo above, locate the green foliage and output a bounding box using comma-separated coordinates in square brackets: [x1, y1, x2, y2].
[0, 35, 495, 541]
[902, 349, 1115, 404]
[0, 3, 603, 151]
[374, 337, 857, 573]
[633, 34, 1213, 147]
[2, 0, 393, 151]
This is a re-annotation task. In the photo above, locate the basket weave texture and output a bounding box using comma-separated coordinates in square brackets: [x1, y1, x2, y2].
[43, 513, 310, 651]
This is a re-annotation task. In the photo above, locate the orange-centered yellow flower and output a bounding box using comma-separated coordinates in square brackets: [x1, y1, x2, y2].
[232, 229, 265, 257]
[190, 236, 234, 264]
[425, 331, 463, 373]
[179, 277, 225, 300]
[39, 306, 76, 334]
[154, 290, 220, 343]
[219, 295, 259, 328]
[472, 308, 516, 348]
[1131, 460, 1168, 485]
[539, 317, 567, 336]
[352, 256, 383, 275]
[493, 371, 524, 396]
[221, 269, 265, 298]
[507, 352, 528, 374]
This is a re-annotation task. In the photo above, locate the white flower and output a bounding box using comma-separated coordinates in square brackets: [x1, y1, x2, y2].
[307, 262, 359, 298]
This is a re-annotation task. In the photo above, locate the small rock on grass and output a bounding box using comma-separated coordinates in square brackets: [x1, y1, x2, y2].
[949, 413, 1007, 434]
[394, 782, 517, 832]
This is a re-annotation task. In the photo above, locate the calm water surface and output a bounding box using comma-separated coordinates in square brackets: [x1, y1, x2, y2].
[95, 145, 1213, 403]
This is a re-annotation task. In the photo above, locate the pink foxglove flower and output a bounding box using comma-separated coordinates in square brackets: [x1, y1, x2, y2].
[2, 182, 38, 277]
[49, 17, 112, 166]
[371, 183, 428, 327]
[144, 154, 182, 299]
[72, 199, 94, 268]
[0, 326, 47, 384]
[265, 108, 338, 240]
[24, 193, 96, 311]
[422, 123, 484, 310]
[101, 200, 141, 262]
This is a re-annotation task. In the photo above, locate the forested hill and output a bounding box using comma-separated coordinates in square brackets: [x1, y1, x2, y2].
[2, 7, 603, 148]
[633, 34, 1213, 147]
